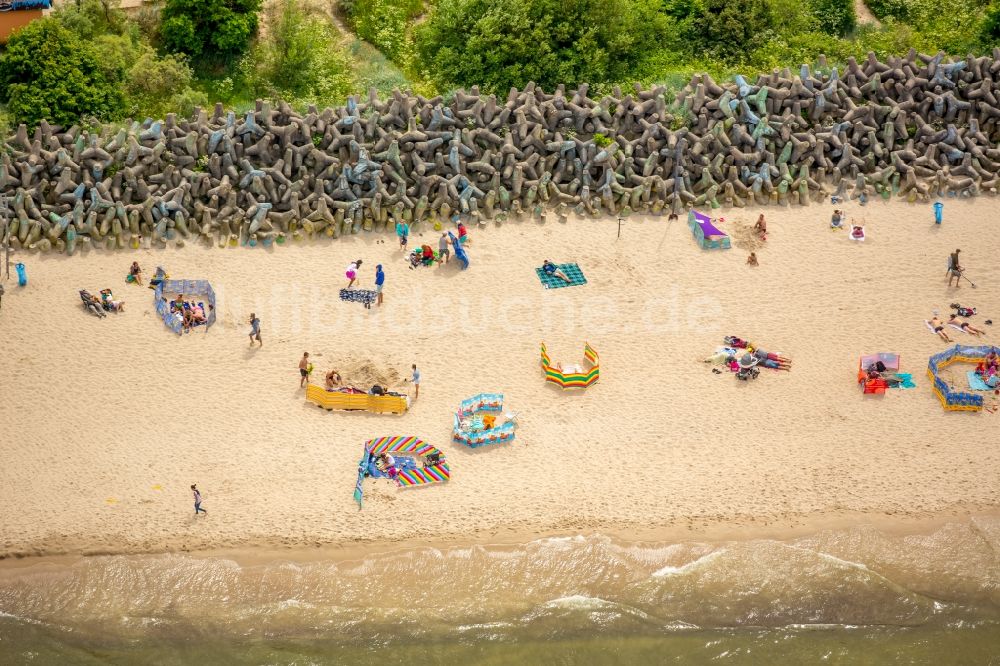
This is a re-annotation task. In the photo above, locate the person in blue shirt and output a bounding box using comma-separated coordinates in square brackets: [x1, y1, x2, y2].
[396, 222, 409, 250]
[542, 259, 571, 284]
[375, 264, 385, 306]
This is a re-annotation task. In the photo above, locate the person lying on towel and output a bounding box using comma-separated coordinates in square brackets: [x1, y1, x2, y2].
[542, 260, 572, 283]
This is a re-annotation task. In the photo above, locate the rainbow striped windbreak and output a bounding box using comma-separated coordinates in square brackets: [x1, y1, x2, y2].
[365, 436, 450, 485]
[540, 342, 600, 389]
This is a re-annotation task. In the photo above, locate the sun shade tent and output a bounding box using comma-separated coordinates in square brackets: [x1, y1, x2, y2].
[453, 393, 516, 448]
[926, 345, 999, 412]
[154, 279, 217, 334]
[305, 385, 408, 414]
[354, 436, 450, 508]
[858, 352, 901, 394]
[540, 342, 600, 389]
[688, 210, 731, 249]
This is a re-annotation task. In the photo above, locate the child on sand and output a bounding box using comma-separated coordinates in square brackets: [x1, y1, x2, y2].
[248, 313, 261, 347]
[299, 352, 311, 387]
[191, 484, 207, 515]
[406, 364, 421, 399]
[747, 252, 758, 266]
[375, 265, 385, 306]
[753, 214, 767, 240]
[346, 260, 362, 288]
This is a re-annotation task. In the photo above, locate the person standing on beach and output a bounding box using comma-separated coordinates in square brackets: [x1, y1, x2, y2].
[346, 259, 362, 289]
[248, 313, 262, 347]
[191, 484, 207, 515]
[406, 363, 421, 399]
[299, 352, 311, 388]
[438, 232, 451, 264]
[396, 221, 409, 250]
[948, 249, 964, 287]
[375, 264, 385, 307]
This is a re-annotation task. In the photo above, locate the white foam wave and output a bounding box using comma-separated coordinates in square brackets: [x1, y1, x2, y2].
[651, 549, 726, 577]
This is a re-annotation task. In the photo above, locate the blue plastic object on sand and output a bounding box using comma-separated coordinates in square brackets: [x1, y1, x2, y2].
[934, 201, 943, 224]
[15, 262, 26, 286]
[449, 231, 469, 269]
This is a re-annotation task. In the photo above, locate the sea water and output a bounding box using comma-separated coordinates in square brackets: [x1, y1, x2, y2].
[1, 518, 999, 665]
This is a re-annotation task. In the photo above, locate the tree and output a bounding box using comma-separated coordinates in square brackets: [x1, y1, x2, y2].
[160, 0, 262, 63]
[810, 0, 857, 36]
[415, 0, 667, 93]
[0, 19, 123, 127]
[697, 0, 776, 61]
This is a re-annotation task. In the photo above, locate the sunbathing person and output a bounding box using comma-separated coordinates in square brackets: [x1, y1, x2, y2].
[325, 370, 342, 390]
[930, 315, 952, 342]
[542, 260, 572, 283]
[100, 289, 125, 312]
[80, 290, 106, 317]
[831, 210, 844, 228]
[986, 350, 999, 372]
[752, 349, 792, 370]
[949, 314, 985, 336]
[189, 304, 206, 325]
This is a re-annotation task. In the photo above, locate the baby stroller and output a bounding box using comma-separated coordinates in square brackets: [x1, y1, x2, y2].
[79, 290, 107, 318]
[736, 353, 759, 381]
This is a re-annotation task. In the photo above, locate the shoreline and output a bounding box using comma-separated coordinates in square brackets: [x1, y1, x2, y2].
[2, 505, 997, 569]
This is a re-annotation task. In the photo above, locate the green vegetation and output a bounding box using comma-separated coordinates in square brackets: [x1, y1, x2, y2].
[343, 0, 423, 60]
[0, 20, 122, 127]
[161, 0, 262, 64]
[414, 0, 667, 93]
[0, 0, 996, 129]
[239, 0, 354, 107]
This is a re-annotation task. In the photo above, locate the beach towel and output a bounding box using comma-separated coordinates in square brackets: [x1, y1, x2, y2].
[340, 288, 377, 309]
[893, 373, 916, 389]
[967, 371, 993, 391]
[536, 263, 587, 289]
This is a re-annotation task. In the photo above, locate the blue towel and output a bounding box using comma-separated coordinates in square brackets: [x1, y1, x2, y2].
[967, 371, 993, 391]
[893, 373, 916, 389]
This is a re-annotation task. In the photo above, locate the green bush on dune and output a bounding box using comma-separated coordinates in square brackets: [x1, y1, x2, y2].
[415, 0, 667, 93]
[0, 20, 123, 128]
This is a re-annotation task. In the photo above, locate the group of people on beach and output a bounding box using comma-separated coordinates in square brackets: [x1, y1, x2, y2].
[167, 294, 207, 332]
[975, 350, 1000, 388]
[298, 352, 421, 398]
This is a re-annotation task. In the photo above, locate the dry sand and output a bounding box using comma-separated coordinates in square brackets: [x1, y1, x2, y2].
[1, 198, 998, 559]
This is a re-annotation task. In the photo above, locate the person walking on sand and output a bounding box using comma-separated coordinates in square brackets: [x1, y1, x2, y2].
[248, 313, 262, 347]
[299, 352, 311, 387]
[406, 363, 421, 399]
[192, 484, 207, 515]
[948, 249, 964, 287]
[346, 259, 362, 288]
[438, 232, 451, 264]
[396, 221, 409, 250]
[375, 264, 385, 307]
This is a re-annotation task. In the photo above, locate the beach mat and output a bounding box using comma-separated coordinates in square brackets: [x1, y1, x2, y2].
[967, 371, 993, 391]
[340, 288, 377, 309]
[893, 372, 916, 389]
[536, 263, 587, 289]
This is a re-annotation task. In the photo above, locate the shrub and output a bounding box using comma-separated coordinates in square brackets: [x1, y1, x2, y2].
[810, 0, 856, 35]
[161, 0, 262, 63]
[697, 0, 777, 62]
[348, 0, 423, 60]
[0, 19, 124, 127]
[242, 0, 355, 107]
[415, 0, 668, 93]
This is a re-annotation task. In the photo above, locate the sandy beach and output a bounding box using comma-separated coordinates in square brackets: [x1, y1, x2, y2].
[1, 198, 998, 560]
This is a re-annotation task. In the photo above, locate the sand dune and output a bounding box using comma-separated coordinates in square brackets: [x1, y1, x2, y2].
[1, 198, 998, 559]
